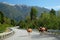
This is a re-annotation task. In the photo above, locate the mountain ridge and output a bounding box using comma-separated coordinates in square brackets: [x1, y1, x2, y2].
[0, 2, 50, 21]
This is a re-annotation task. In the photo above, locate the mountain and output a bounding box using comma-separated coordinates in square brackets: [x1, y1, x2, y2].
[0, 2, 50, 21]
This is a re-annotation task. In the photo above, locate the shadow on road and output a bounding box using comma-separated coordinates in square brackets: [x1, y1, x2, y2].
[54, 35, 60, 40]
[19, 33, 60, 40]
[31, 34, 53, 38]
[19, 35, 28, 37]
[31, 33, 60, 40]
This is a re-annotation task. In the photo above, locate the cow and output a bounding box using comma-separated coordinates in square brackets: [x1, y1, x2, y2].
[38, 27, 47, 34]
[27, 28, 32, 35]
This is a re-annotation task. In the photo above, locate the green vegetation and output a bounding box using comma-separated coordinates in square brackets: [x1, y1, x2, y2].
[30, 7, 38, 20]
[18, 8, 60, 30]
[0, 6, 60, 33]
[0, 11, 16, 33]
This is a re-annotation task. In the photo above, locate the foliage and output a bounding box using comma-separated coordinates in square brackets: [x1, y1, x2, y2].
[0, 23, 13, 33]
[18, 9, 60, 30]
[0, 11, 16, 33]
[50, 9, 56, 15]
[0, 11, 4, 24]
[11, 19, 16, 26]
[30, 7, 38, 20]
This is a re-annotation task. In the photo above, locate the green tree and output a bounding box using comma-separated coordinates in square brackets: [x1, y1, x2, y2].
[0, 11, 4, 24]
[50, 9, 56, 15]
[30, 7, 38, 20]
[39, 12, 50, 27]
[11, 19, 16, 26]
[18, 20, 27, 29]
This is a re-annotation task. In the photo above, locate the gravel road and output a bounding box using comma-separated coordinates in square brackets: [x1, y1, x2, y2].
[4, 28, 60, 40]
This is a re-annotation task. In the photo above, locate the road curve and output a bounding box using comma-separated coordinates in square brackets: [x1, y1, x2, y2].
[4, 28, 60, 40]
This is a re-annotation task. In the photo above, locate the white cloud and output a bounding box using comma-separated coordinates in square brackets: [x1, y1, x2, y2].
[45, 6, 60, 10]
[2, 2, 15, 6]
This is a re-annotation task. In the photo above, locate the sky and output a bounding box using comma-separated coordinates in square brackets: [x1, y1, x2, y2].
[0, 0, 60, 10]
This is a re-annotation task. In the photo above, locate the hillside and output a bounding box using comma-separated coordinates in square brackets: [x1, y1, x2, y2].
[0, 2, 50, 21]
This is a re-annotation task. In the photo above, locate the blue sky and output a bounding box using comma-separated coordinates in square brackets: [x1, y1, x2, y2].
[0, 0, 60, 10]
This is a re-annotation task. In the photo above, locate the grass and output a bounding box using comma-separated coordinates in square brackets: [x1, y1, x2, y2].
[0, 23, 13, 33]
